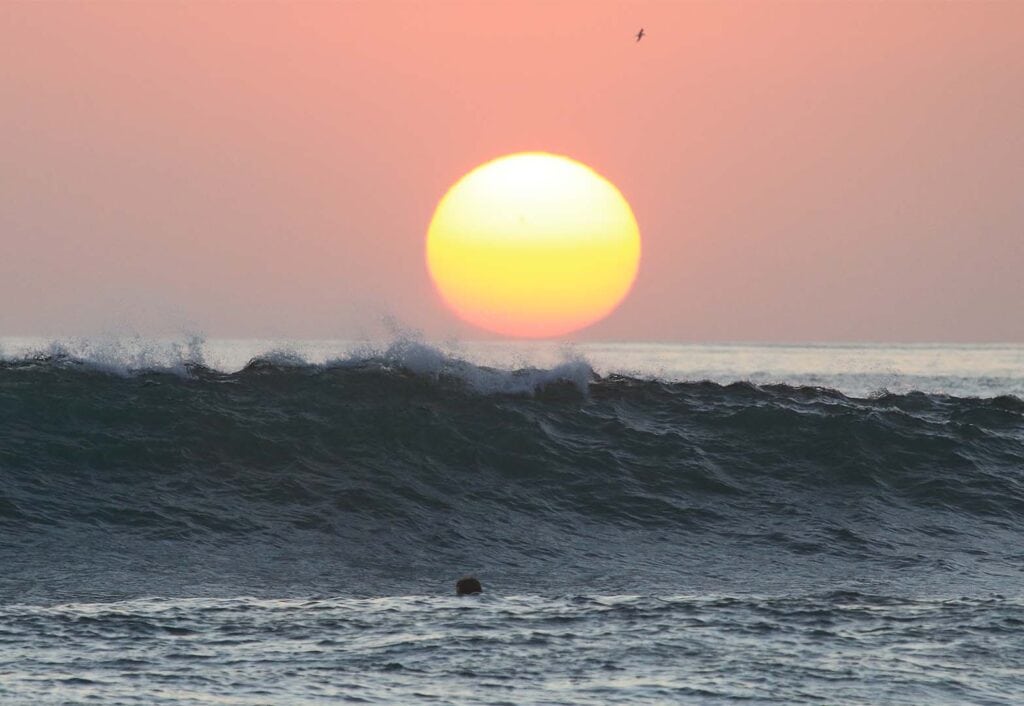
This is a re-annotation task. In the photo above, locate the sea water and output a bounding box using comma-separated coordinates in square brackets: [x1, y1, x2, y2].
[1, 339, 1022, 704]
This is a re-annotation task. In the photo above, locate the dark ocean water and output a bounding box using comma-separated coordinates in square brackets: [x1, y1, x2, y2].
[2, 342, 1023, 704]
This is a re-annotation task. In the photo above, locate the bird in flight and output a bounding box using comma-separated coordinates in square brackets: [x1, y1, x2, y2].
[636, 28, 645, 42]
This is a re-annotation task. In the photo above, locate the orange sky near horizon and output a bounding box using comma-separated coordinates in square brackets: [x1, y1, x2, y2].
[1, 1, 1022, 342]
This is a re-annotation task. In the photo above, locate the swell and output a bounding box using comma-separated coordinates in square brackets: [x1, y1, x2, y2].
[1, 351, 1023, 597]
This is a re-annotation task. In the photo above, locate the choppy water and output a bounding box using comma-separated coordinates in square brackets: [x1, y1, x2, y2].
[3, 594, 1022, 705]
[1, 338, 1022, 704]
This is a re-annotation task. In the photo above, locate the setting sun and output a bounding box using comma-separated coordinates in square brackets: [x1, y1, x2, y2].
[426, 152, 641, 338]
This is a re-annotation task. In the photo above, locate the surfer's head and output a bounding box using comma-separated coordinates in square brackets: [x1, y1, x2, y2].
[456, 577, 482, 596]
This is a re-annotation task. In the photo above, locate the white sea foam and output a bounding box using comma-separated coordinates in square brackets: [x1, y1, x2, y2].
[328, 338, 594, 394]
[2, 337, 1023, 398]
[5, 335, 207, 377]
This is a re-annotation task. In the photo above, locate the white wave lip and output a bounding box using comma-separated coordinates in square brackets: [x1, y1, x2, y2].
[1, 337, 1023, 399]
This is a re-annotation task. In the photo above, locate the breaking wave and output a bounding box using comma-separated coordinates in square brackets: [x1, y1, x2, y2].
[1, 342, 1022, 599]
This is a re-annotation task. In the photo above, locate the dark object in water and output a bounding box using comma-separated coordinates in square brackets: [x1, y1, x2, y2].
[456, 577, 482, 595]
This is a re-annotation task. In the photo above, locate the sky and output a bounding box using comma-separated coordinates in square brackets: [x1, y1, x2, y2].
[2, 1, 1022, 343]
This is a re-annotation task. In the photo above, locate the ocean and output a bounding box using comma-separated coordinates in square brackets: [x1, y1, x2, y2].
[1, 338, 1022, 705]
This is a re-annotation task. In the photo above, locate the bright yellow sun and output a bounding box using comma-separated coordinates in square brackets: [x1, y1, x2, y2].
[426, 152, 641, 338]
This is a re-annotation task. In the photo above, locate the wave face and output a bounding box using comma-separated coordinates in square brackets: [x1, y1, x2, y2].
[2, 345, 1023, 602]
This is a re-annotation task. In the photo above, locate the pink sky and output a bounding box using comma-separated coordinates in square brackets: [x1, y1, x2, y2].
[2, 1, 1021, 342]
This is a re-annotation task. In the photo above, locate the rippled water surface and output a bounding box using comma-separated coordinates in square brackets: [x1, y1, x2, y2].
[4, 593, 1022, 706]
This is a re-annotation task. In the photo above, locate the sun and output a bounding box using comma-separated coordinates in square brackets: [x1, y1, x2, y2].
[426, 152, 641, 338]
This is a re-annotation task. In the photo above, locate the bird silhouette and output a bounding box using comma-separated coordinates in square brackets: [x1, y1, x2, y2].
[636, 28, 645, 42]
